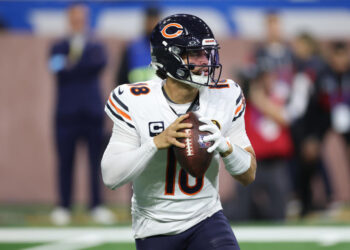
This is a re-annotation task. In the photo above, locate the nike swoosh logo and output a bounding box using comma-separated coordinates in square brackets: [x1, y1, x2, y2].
[118, 88, 124, 95]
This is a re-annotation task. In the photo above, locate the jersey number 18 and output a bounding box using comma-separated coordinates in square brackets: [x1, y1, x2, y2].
[165, 149, 204, 196]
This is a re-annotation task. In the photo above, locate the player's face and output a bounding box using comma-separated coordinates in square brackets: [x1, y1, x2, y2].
[68, 5, 88, 34]
[330, 50, 349, 73]
[183, 49, 210, 76]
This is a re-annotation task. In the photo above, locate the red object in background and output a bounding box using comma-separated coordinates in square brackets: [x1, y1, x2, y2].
[245, 103, 293, 160]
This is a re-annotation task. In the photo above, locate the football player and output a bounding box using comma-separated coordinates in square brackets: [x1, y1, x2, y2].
[102, 14, 257, 250]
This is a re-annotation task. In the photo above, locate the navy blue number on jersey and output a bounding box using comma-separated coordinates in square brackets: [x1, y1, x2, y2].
[165, 149, 204, 196]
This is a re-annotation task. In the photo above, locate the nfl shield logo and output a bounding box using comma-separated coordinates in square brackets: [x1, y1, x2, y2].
[198, 134, 211, 148]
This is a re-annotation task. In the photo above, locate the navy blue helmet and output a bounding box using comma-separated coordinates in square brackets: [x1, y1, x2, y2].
[150, 14, 222, 88]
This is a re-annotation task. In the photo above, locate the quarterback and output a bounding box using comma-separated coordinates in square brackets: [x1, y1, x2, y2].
[102, 14, 257, 250]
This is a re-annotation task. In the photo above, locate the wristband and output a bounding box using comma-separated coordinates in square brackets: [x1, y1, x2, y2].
[222, 144, 251, 176]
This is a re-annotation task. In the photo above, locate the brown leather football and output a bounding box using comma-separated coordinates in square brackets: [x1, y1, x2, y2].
[173, 112, 214, 178]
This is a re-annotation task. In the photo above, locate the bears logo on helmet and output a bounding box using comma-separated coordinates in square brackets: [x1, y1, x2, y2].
[161, 23, 184, 39]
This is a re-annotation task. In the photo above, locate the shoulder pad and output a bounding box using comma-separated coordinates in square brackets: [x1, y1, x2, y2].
[105, 85, 136, 129]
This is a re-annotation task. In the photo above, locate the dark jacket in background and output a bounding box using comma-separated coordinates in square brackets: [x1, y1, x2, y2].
[50, 36, 107, 116]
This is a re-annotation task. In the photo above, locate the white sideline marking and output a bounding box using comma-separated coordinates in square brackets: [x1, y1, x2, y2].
[0, 228, 133, 243]
[233, 227, 350, 245]
[0, 226, 349, 249]
[22, 233, 105, 250]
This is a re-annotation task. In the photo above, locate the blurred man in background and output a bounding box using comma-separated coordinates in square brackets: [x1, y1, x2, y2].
[228, 64, 293, 221]
[254, 11, 294, 84]
[48, 3, 115, 225]
[311, 41, 350, 145]
[290, 32, 333, 217]
[307, 41, 350, 210]
[115, 6, 161, 85]
[225, 11, 294, 221]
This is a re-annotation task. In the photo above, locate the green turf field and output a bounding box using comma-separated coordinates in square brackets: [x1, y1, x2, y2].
[1, 242, 350, 250]
[0, 204, 349, 250]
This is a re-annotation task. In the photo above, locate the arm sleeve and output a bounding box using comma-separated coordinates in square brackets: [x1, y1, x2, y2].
[223, 95, 253, 176]
[285, 72, 312, 123]
[105, 86, 137, 130]
[226, 114, 251, 149]
[74, 42, 107, 74]
[101, 123, 158, 190]
[55, 41, 107, 79]
[48, 42, 67, 74]
[227, 83, 251, 149]
[60, 41, 107, 78]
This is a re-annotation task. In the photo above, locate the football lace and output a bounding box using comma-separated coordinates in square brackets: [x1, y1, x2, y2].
[184, 129, 194, 156]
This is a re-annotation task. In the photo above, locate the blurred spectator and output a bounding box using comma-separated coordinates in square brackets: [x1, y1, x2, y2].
[115, 6, 161, 85]
[48, 3, 115, 225]
[225, 65, 293, 221]
[289, 32, 333, 217]
[292, 32, 323, 74]
[224, 11, 294, 221]
[254, 10, 294, 86]
[310, 41, 350, 142]
[306, 41, 350, 201]
[288, 32, 322, 123]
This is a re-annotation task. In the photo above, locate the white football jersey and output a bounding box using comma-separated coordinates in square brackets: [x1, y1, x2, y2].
[105, 78, 250, 239]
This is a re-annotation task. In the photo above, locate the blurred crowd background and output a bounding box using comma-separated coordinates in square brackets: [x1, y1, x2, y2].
[0, 0, 349, 226]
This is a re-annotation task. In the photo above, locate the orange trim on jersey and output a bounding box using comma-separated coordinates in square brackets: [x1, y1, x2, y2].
[161, 23, 183, 39]
[108, 96, 132, 121]
[209, 84, 229, 89]
[234, 103, 243, 115]
[209, 79, 230, 89]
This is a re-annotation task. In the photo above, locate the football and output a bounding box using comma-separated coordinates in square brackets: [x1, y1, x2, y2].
[173, 112, 214, 178]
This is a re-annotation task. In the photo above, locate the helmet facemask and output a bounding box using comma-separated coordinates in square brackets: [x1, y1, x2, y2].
[180, 46, 222, 88]
[150, 14, 223, 88]
[162, 45, 222, 89]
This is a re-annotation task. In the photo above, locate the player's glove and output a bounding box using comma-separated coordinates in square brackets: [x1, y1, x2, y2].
[198, 117, 231, 154]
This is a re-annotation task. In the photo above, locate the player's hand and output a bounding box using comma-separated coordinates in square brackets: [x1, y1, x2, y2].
[153, 114, 192, 149]
[198, 117, 232, 155]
